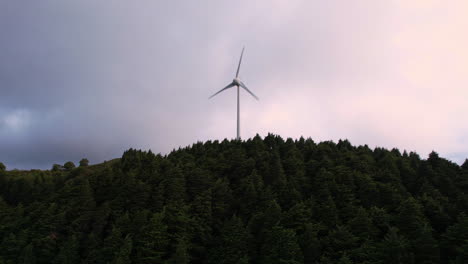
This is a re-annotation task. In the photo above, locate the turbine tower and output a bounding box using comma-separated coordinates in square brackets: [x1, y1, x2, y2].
[209, 47, 259, 140]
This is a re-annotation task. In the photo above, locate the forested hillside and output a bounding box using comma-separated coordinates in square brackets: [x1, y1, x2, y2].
[1, 134, 468, 264]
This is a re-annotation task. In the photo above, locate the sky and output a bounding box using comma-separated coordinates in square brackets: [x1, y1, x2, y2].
[1, 0, 467, 169]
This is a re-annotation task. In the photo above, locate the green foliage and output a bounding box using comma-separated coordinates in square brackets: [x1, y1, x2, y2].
[113, 235, 133, 264]
[377, 227, 414, 264]
[63, 161, 76, 171]
[208, 215, 250, 264]
[79, 158, 89, 167]
[170, 238, 190, 264]
[54, 235, 79, 264]
[51, 164, 62, 171]
[259, 225, 303, 264]
[136, 211, 169, 262]
[0, 134, 467, 263]
[20, 243, 35, 264]
[0, 162, 6, 171]
[442, 213, 468, 263]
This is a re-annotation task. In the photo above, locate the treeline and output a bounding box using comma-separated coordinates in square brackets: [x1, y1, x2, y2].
[1, 134, 468, 263]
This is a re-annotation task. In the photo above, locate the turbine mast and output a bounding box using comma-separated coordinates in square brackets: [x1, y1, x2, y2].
[208, 47, 258, 141]
[237, 85, 240, 140]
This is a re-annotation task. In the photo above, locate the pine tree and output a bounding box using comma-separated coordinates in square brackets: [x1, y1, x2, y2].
[54, 235, 80, 264]
[259, 225, 303, 264]
[209, 215, 250, 264]
[82, 234, 103, 264]
[162, 164, 186, 203]
[412, 224, 439, 264]
[20, 243, 36, 264]
[102, 227, 123, 263]
[164, 201, 192, 249]
[190, 189, 213, 262]
[395, 197, 427, 240]
[211, 178, 233, 229]
[337, 253, 353, 264]
[281, 201, 312, 232]
[377, 227, 414, 264]
[237, 170, 260, 217]
[170, 238, 190, 264]
[323, 225, 358, 260]
[442, 213, 468, 263]
[113, 235, 133, 264]
[34, 235, 58, 264]
[348, 207, 377, 241]
[0, 233, 20, 263]
[136, 211, 169, 263]
[299, 223, 322, 264]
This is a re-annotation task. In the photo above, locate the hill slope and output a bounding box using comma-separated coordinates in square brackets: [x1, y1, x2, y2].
[1, 134, 468, 264]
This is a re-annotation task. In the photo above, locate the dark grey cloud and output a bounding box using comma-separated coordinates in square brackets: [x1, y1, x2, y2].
[0, 1, 247, 169]
[1, 1, 467, 169]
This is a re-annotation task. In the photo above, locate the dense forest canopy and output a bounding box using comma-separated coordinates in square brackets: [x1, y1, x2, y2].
[1, 134, 468, 264]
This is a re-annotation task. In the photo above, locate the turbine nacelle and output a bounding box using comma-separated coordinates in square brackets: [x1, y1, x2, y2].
[233, 78, 241, 86]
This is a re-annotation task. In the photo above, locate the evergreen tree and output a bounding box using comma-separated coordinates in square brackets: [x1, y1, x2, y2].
[54, 235, 80, 264]
[259, 225, 303, 264]
[348, 206, 377, 241]
[395, 197, 427, 240]
[442, 213, 468, 263]
[82, 234, 103, 264]
[211, 178, 233, 229]
[299, 223, 322, 264]
[209, 215, 250, 264]
[170, 238, 190, 264]
[323, 225, 358, 260]
[32, 235, 57, 263]
[20, 243, 36, 264]
[1, 233, 21, 263]
[337, 253, 353, 264]
[136, 211, 169, 262]
[377, 227, 414, 264]
[412, 224, 439, 264]
[102, 227, 123, 263]
[113, 235, 133, 264]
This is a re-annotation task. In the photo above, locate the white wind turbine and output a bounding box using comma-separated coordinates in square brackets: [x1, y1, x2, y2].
[209, 47, 259, 140]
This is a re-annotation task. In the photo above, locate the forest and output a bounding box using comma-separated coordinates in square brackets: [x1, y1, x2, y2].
[1, 134, 468, 264]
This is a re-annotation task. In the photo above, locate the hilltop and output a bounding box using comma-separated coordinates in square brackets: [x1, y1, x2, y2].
[1, 134, 468, 264]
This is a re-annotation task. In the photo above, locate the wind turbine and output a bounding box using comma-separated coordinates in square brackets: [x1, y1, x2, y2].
[209, 47, 259, 140]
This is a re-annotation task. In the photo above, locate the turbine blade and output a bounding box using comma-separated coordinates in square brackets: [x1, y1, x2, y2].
[239, 81, 259, 100]
[209, 82, 235, 99]
[235, 47, 245, 78]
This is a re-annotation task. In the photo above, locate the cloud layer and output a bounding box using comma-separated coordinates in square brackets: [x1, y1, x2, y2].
[1, 0, 467, 169]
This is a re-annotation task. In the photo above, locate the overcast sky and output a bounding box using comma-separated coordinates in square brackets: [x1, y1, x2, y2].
[1, 0, 467, 169]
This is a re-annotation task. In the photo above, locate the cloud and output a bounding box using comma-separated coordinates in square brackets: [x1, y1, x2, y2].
[1, 109, 31, 132]
[0, 0, 467, 169]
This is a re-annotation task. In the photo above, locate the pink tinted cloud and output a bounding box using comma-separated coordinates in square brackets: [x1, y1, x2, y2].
[225, 0, 468, 162]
